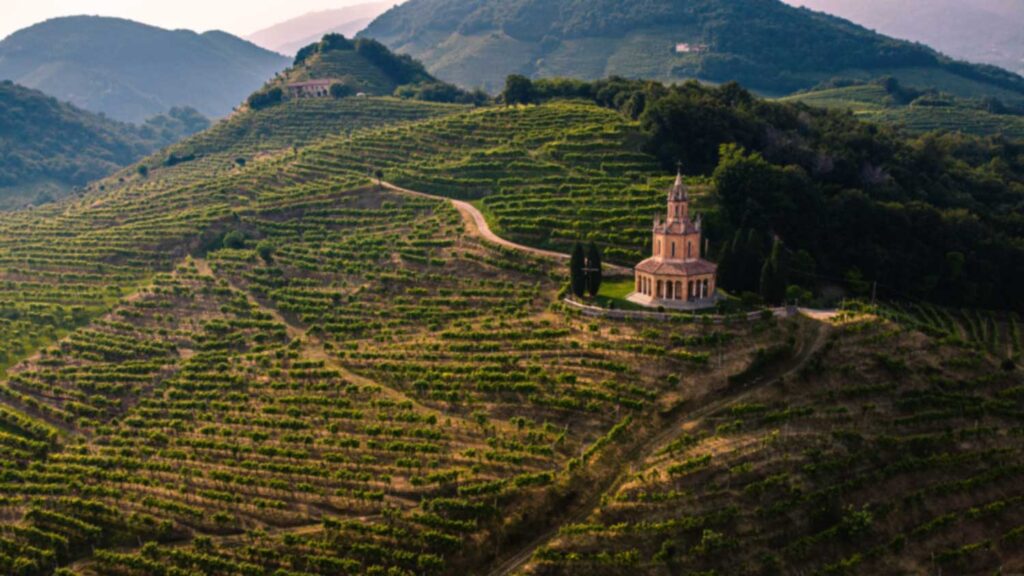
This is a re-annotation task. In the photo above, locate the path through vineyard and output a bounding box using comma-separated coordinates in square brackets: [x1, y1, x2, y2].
[381, 181, 633, 276]
[485, 317, 833, 576]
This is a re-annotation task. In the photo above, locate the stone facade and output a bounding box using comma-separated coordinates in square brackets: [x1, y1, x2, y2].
[629, 170, 718, 310]
[286, 79, 334, 99]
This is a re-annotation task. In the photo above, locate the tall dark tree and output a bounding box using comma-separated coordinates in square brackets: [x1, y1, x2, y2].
[570, 242, 586, 298]
[503, 75, 537, 106]
[586, 242, 603, 297]
[760, 237, 789, 304]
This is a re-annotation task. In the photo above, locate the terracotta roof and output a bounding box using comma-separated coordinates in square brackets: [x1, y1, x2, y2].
[636, 258, 718, 276]
[654, 219, 700, 235]
[288, 79, 335, 88]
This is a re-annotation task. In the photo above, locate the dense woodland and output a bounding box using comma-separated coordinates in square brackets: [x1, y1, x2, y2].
[0, 81, 208, 197]
[364, 0, 1024, 96]
[505, 75, 1024, 310]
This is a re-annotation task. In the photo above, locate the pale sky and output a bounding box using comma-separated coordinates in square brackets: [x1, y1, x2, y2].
[2, 0, 376, 40]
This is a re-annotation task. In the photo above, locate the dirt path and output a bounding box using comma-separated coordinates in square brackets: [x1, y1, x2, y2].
[380, 181, 633, 276]
[485, 317, 831, 576]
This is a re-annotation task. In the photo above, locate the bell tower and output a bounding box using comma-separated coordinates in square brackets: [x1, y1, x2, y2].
[667, 165, 689, 223]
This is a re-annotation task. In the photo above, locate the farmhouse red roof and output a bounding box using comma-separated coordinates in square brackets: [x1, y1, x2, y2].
[287, 79, 334, 88]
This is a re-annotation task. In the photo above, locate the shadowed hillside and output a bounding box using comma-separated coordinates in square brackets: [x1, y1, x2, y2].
[0, 80, 208, 208]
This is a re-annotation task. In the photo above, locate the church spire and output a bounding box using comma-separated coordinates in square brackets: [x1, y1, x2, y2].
[670, 162, 688, 202]
[667, 162, 690, 222]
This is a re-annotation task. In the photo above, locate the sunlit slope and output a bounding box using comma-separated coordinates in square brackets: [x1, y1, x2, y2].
[0, 97, 463, 377]
[0, 95, 779, 575]
[783, 84, 1024, 138]
[526, 311, 1024, 575]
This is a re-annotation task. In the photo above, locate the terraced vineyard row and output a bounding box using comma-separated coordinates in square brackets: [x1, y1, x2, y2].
[294, 101, 700, 264]
[0, 97, 464, 380]
[0, 121, 778, 574]
[0, 96, 1019, 576]
[882, 302, 1023, 361]
[526, 314, 1024, 575]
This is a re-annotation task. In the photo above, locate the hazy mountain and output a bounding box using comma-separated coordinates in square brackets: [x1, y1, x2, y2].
[784, 0, 1024, 75]
[0, 16, 289, 123]
[361, 0, 1024, 98]
[246, 1, 396, 56]
[0, 80, 208, 208]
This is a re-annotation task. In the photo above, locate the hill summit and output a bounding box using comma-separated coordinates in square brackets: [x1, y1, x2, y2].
[361, 0, 1024, 98]
[0, 16, 289, 123]
[246, 34, 486, 108]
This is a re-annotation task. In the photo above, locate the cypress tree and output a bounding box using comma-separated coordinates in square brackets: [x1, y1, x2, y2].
[586, 242, 603, 297]
[760, 237, 788, 304]
[570, 243, 586, 298]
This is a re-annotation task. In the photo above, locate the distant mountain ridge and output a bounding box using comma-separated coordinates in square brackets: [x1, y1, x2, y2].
[361, 0, 1024, 98]
[0, 16, 289, 123]
[246, 1, 396, 56]
[784, 0, 1024, 76]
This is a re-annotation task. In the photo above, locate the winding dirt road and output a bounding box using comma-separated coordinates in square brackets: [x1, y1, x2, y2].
[380, 182, 633, 276]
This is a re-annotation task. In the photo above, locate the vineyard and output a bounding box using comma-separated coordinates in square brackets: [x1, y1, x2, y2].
[526, 312, 1024, 575]
[292, 101, 705, 264]
[0, 95, 1020, 575]
[0, 95, 778, 575]
[784, 84, 1024, 139]
[881, 302, 1023, 361]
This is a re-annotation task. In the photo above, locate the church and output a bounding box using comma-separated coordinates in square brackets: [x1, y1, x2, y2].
[629, 169, 718, 309]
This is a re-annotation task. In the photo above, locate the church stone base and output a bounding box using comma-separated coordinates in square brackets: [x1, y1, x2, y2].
[627, 291, 720, 311]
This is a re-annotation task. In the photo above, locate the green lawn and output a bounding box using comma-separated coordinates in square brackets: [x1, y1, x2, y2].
[592, 277, 645, 310]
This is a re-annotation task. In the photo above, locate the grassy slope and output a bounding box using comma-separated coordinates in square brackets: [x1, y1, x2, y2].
[782, 84, 1024, 138]
[526, 311, 1024, 576]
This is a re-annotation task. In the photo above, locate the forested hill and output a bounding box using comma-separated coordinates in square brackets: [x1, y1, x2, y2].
[245, 34, 487, 109]
[0, 81, 208, 208]
[0, 16, 289, 123]
[361, 0, 1024, 98]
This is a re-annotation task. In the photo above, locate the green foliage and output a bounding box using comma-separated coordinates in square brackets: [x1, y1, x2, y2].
[281, 34, 479, 104]
[330, 83, 355, 99]
[570, 243, 586, 298]
[586, 242, 603, 297]
[503, 75, 537, 105]
[247, 86, 284, 110]
[363, 0, 1024, 96]
[784, 78, 1024, 139]
[0, 81, 207, 205]
[535, 77, 1024, 309]
[0, 80, 207, 206]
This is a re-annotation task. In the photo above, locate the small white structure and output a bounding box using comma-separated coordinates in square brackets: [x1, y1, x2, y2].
[675, 43, 709, 54]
